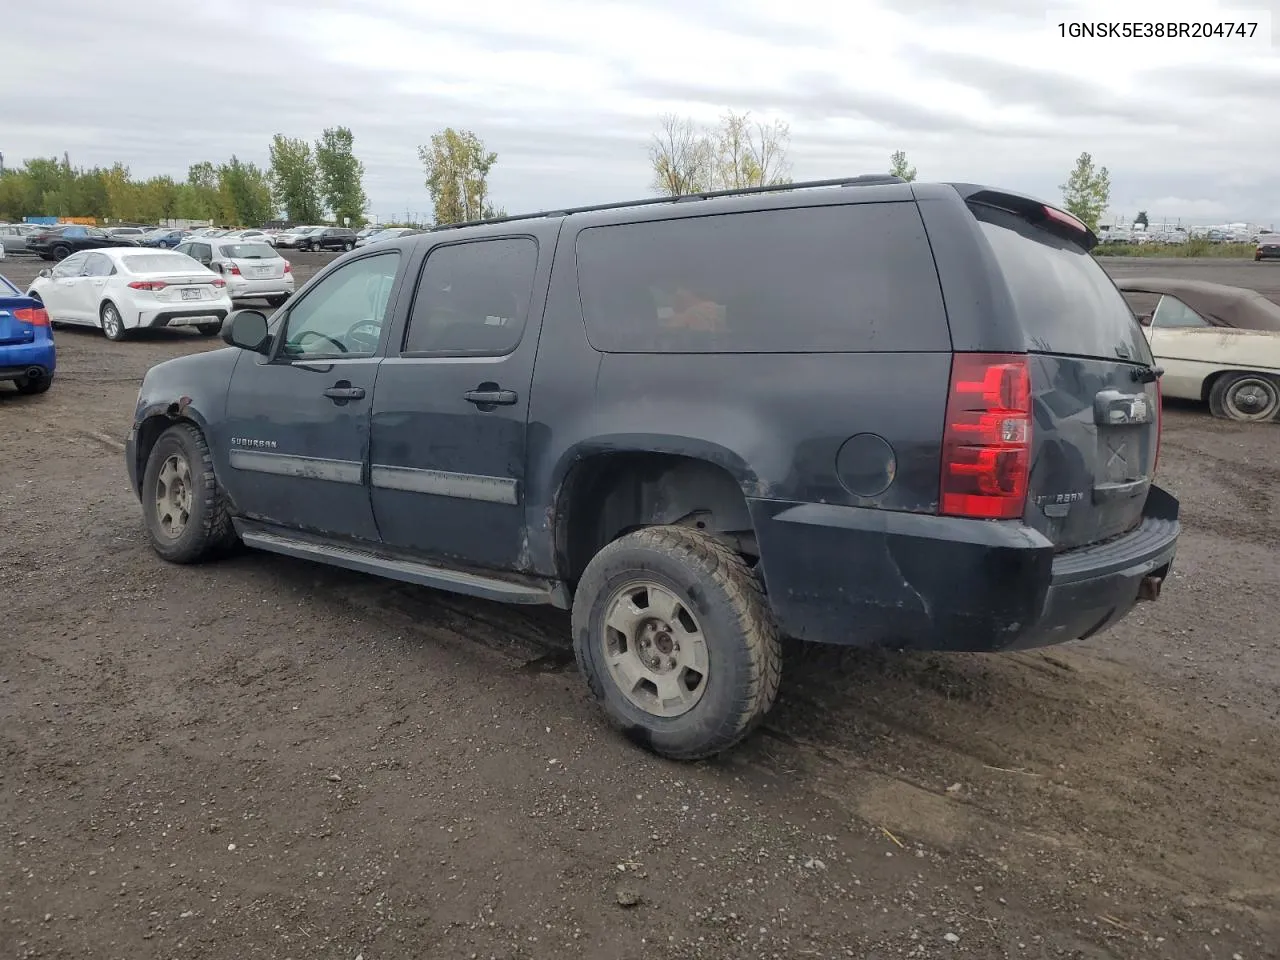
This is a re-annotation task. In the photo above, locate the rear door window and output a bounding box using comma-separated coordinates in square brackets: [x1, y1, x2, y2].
[574, 202, 949, 353]
[972, 204, 1153, 363]
[402, 237, 539, 356]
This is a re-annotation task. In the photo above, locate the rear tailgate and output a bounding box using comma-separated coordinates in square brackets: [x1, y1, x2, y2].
[968, 198, 1160, 551]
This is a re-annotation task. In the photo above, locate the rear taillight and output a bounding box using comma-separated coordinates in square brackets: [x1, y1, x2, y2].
[224, 262, 242, 275]
[283, 262, 291, 273]
[940, 352, 1032, 520]
[14, 306, 49, 327]
[128, 280, 167, 291]
[211, 278, 226, 288]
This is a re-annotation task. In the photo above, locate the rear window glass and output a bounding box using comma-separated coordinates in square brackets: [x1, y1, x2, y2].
[0, 275, 19, 295]
[219, 243, 276, 259]
[122, 253, 203, 273]
[574, 203, 949, 353]
[973, 205, 1153, 363]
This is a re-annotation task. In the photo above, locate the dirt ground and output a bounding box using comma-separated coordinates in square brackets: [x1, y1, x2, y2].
[2, 252, 1279, 960]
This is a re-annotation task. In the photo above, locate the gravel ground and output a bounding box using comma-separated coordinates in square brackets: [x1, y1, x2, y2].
[2, 252, 1278, 960]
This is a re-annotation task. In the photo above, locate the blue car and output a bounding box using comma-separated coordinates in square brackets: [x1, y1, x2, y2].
[143, 229, 189, 249]
[0, 271, 55, 394]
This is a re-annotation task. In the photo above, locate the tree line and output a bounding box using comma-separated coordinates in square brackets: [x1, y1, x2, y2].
[0, 113, 1115, 236]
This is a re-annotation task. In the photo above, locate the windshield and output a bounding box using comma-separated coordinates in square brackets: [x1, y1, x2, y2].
[122, 253, 205, 273]
[219, 243, 276, 260]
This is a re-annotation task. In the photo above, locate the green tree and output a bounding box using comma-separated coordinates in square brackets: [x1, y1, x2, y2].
[136, 176, 179, 224]
[1135, 210, 1149, 228]
[183, 162, 222, 221]
[315, 126, 368, 227]
[889, 150, 917, 181]
[217, 156, 273, 226]
[1059, 151, 1111, 232]
[417, 128, 498, 225]
[269, 134, 323, 223]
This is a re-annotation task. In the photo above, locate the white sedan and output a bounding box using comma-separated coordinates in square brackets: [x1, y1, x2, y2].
[27, 248, 233, 341]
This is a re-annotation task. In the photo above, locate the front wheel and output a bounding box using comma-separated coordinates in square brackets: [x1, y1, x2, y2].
[141, 422, 237, 563]
[342, 241, 354, 251]
[572, 525, 782, 761]
[1208, 372, 1280, 422]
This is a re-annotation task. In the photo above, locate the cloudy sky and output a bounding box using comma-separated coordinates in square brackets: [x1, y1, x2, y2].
[3, 0, 1279, 225]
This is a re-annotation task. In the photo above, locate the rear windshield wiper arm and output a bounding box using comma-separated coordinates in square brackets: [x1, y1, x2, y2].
[1131, 364, 1164, 383]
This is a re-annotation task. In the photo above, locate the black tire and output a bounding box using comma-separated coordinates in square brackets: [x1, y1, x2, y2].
[100, 300, 127, 341]
[51, 245, 70, 261]
[15, 372, 53, 395]
[342, 241, 354, 251]
[267, 294, 290, 307]
[141, 422, 237, 563]
[572, 525, 782, 761]
[1207, 371, 1280, 422]
[196, 322, 222, 336]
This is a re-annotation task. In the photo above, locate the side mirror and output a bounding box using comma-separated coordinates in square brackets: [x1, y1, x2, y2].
[221, 309, 271, 354]
[38, 268, 52, 279]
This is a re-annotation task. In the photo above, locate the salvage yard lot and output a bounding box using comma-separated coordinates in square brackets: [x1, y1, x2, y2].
[2, 253, 1279, 959]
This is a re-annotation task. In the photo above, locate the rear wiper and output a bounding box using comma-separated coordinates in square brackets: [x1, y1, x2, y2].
[1130, 364, 1164, 383]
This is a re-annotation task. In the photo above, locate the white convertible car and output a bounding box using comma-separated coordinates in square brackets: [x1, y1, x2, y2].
[1117, 278, 1280, 423]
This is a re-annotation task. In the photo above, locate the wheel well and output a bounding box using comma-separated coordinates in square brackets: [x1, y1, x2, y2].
[132, 411, 198, 494]
[554, 453, 757, 586]
[1201, 369, 1279, 403]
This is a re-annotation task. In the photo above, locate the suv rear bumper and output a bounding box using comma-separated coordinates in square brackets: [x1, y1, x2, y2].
[748, 485, 1179, 652]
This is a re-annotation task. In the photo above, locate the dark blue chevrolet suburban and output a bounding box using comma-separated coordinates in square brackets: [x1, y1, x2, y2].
[124, 176, 1180, 760]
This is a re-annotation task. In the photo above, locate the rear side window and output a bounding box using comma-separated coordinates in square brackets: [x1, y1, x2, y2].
[402, 237, 539, 356]
[574, 203, 948, 353]
[973, 204, 1153, 363]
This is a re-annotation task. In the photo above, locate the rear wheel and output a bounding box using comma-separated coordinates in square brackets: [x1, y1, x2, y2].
[100, 301, 127, 341]
[141, 422, 237, 563]
[571, 525, 782, 761]
[15, 372, 52, 395]
[1209, 372, 1280, 422]
[197, 322, 222, 336]
[51, 245, 70, 261]
[267, 294, 290, 307]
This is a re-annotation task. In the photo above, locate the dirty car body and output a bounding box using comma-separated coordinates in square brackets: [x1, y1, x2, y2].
[125, 177, 1181, 758]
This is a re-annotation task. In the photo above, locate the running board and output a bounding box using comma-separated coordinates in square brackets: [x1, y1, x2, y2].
[235, 524, 569, 608]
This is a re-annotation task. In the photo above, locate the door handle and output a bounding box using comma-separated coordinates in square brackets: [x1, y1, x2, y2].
[463, 388, 517, 406]
[323, 384, 365, 402]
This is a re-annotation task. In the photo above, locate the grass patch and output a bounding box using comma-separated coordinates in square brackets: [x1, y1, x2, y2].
[1093, 240, 1257, 258]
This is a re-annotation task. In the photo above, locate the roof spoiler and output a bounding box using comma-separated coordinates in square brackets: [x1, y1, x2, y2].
[949, 183, 1099, 252]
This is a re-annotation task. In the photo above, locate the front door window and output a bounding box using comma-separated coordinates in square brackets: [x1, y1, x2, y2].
[281, 252, 401, 359]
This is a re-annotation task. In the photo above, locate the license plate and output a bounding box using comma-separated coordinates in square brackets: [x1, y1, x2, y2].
[169, 316, 216, 327]
[253, 267, 272, 277]
[181, 288, 201, 300]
